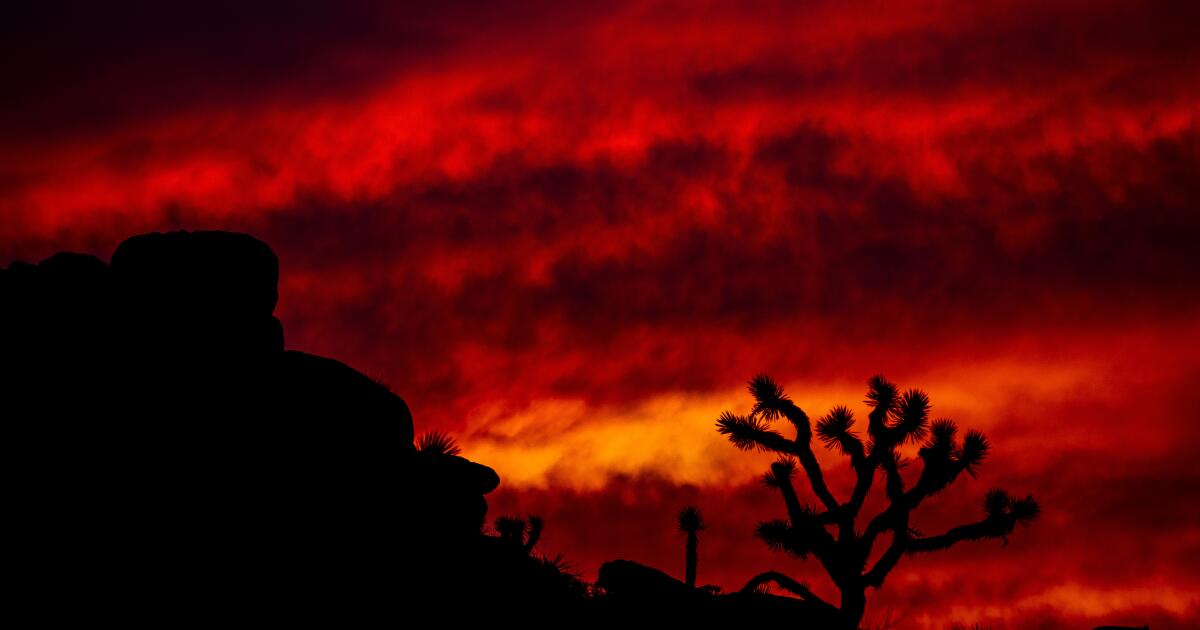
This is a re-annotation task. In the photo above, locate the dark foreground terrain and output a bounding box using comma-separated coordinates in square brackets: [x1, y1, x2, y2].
[3, 230, 840, 626]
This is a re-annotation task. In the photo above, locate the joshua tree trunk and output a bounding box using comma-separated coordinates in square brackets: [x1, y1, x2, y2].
[684, 530, 698, 588]
[676, 505, 705, 588]
[838, 582, 867, 630]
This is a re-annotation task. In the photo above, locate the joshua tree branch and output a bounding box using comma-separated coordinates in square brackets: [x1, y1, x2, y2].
[841, 433, 867, 464]
[865, 506, 1023, 586]
[813, 510, 839, 525]
[765, 480, 840, 562]
[862, 453, 910, 550]
[869, 449, 957, 543]
[845, 454, 875, 519]
[770, 396, 840, 512]
[799, 517, 840, 564]
[740, 571, 840, 614]
[905, 519, 1007, 554]
[755, 518, 836, 567]
[761, 431, 802, 456]
[717, 412, 799, 455]
[862, 505, 913, 588]
[863, 516, 1015, 588]
[861, 509, 893, 553]
[775, 474, 809, 527]
[796, 445, 841, 513]
[899, 470, 959, 519]
[862, 535, 906, 588]
[882, 455, 906, 504]
[780, 401, 814, 442]
[861, 463, 919, 557]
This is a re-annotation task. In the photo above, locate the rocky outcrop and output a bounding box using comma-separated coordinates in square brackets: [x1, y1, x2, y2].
[2, 230, 497, 622]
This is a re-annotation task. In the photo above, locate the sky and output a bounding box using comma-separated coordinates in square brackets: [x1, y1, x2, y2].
[3, 1, 1199, 627]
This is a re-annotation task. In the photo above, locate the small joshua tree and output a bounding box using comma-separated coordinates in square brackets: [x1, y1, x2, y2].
[676, 505, 707, 588]
[494, 515, 544, 554]
[718, 375, 1039, 630]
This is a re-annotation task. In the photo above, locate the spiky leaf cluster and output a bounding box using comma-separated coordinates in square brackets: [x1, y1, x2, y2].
[816, 406, 859, 455]
[762, 457, 797, 488]
[677, 505, 707, 534]
[716, 411, 782, 452]
[416, 430, 461, 456]
[983, 490, 1040, 534]
[493, 514, 544, 553]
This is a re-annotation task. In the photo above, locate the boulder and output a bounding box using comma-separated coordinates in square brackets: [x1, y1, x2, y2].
[111, 230, 279, 316]
[111, 230, 283, 358]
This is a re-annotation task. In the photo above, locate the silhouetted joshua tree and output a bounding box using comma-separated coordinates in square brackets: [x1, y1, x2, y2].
[494, 514, 544, 554]
[717, 375, 1039, 630]
[676, 505, 707, 588]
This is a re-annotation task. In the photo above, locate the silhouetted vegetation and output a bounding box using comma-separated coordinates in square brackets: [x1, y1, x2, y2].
[718, 374, 1040, 630]
[676, 505, 706, 588]
[417, 430, 463, 456]
[494, 514, 545, 554]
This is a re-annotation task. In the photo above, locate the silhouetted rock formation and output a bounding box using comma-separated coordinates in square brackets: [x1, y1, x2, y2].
[597, 559, 840, 626]
[600, 559, 705, 601]
[5, 230, 851, 625]
[2, 230, 503, 622]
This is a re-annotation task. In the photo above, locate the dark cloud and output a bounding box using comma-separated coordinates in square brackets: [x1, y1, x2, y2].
[691, 0, 1200, 102]
[0, 0, 622, 143]
[224, 124, 1200, 418]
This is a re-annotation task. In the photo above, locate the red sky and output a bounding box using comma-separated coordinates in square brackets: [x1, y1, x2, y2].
[3, 2, 1199, 627]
